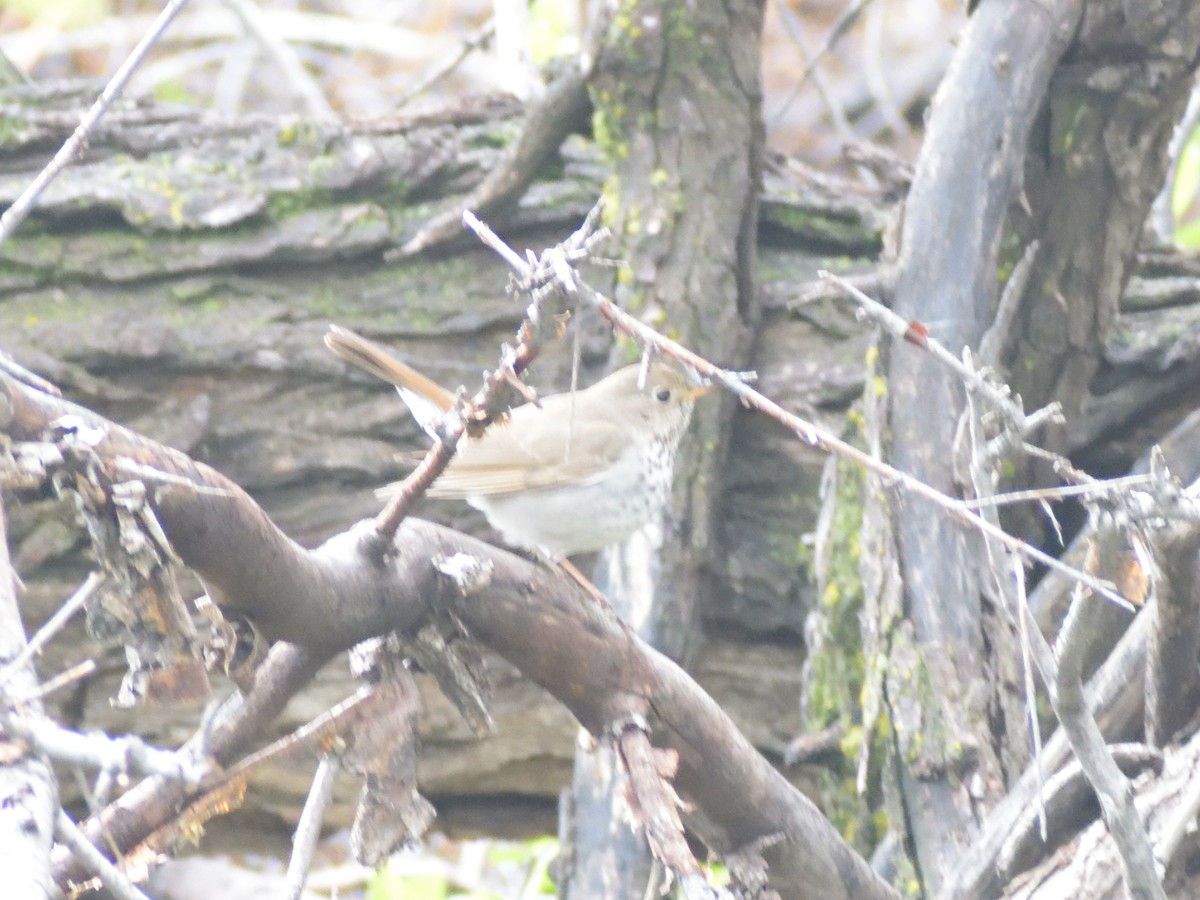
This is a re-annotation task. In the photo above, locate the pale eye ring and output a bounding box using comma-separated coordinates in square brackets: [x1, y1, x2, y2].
[655, 388, 671, 402]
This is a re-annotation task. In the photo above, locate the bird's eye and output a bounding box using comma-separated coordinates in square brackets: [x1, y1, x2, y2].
[655, 388, 671, 402]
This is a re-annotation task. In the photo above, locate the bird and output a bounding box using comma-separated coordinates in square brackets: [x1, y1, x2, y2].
[325, 325, 706, 557]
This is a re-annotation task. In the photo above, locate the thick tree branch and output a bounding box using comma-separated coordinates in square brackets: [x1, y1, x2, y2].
[1, 369, 892, 898]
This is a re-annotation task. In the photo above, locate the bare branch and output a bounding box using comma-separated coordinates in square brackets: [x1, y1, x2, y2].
[0, 572, 104, 691]
[397, 51, 592, 256]
[50, 642, 331, 888]
[1047, 568, 1164, 900]
[54, 809, 152, 900]
[614, 717, 699, 885]
[285, 755, 340, 899]
[220, 0, 337, 121]
[0, 497, 56, 896]
[945, 606, 1153, 899]
[825, 269, 1057, 435]
[396, 20, 495, 108]
[564, 267, 1132, 611]
[0, 710, 207, 785]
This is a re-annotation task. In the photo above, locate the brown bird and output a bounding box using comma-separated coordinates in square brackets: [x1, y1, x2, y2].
[325, 326, 705, 557]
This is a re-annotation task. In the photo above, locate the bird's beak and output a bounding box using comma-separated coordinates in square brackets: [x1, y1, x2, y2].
[684, 383, 714, 400]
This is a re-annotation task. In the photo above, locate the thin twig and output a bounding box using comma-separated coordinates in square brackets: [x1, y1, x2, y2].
[961, 475, 1157, 509]
[0, 572, 104, 690]
[0, 0, 191, 248]
[220, 0, 337, 121]
[54, 809, 153, 900]
[824, 270, 1056, 434]
[570, 276, 1133, 611]
[771, 0, 855, 145]
[360, 207, 593, 540]
[285, 755, 340, 899]
[1012, 555, 1046, 838]
[768, 0, 876, 135]
[463, 209, 532, 271]
[1, 709, 209, 785]
[961, 381, 1047, 839]
[978, 240, 1039, 366]
[396, 20, 495, 108]
[19, 659, 96, 702]
[860, 0, 910, 140]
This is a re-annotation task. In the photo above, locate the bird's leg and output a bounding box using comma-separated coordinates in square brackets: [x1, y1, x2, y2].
[527, 548, 611, 610]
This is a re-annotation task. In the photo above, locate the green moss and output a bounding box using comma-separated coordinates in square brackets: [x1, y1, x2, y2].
[471, 120, 522, 151]
[265, 188, 335, 222]
[762, 201, 882, 254]
[1050, 98, 1090, 158]
[276, 119, 300, 146]
[591, 104, 629, 162]
[153, 80, 204, 106]
[168, 281, 215, 304]
[797, 414, 892, 853]
[803, 446, 867, 732]
[275, 117, 330, 149]
[995, 228, 1025, 284]
[0, 113, 34, 147]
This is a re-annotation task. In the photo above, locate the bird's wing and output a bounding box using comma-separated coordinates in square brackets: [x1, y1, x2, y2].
[426, 398, 625, 497]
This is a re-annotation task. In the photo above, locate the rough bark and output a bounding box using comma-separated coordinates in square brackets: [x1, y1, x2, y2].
[567, 0, 765, 892]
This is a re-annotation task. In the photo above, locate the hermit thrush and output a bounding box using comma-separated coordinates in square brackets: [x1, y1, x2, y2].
[325, 326, 705, 557]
